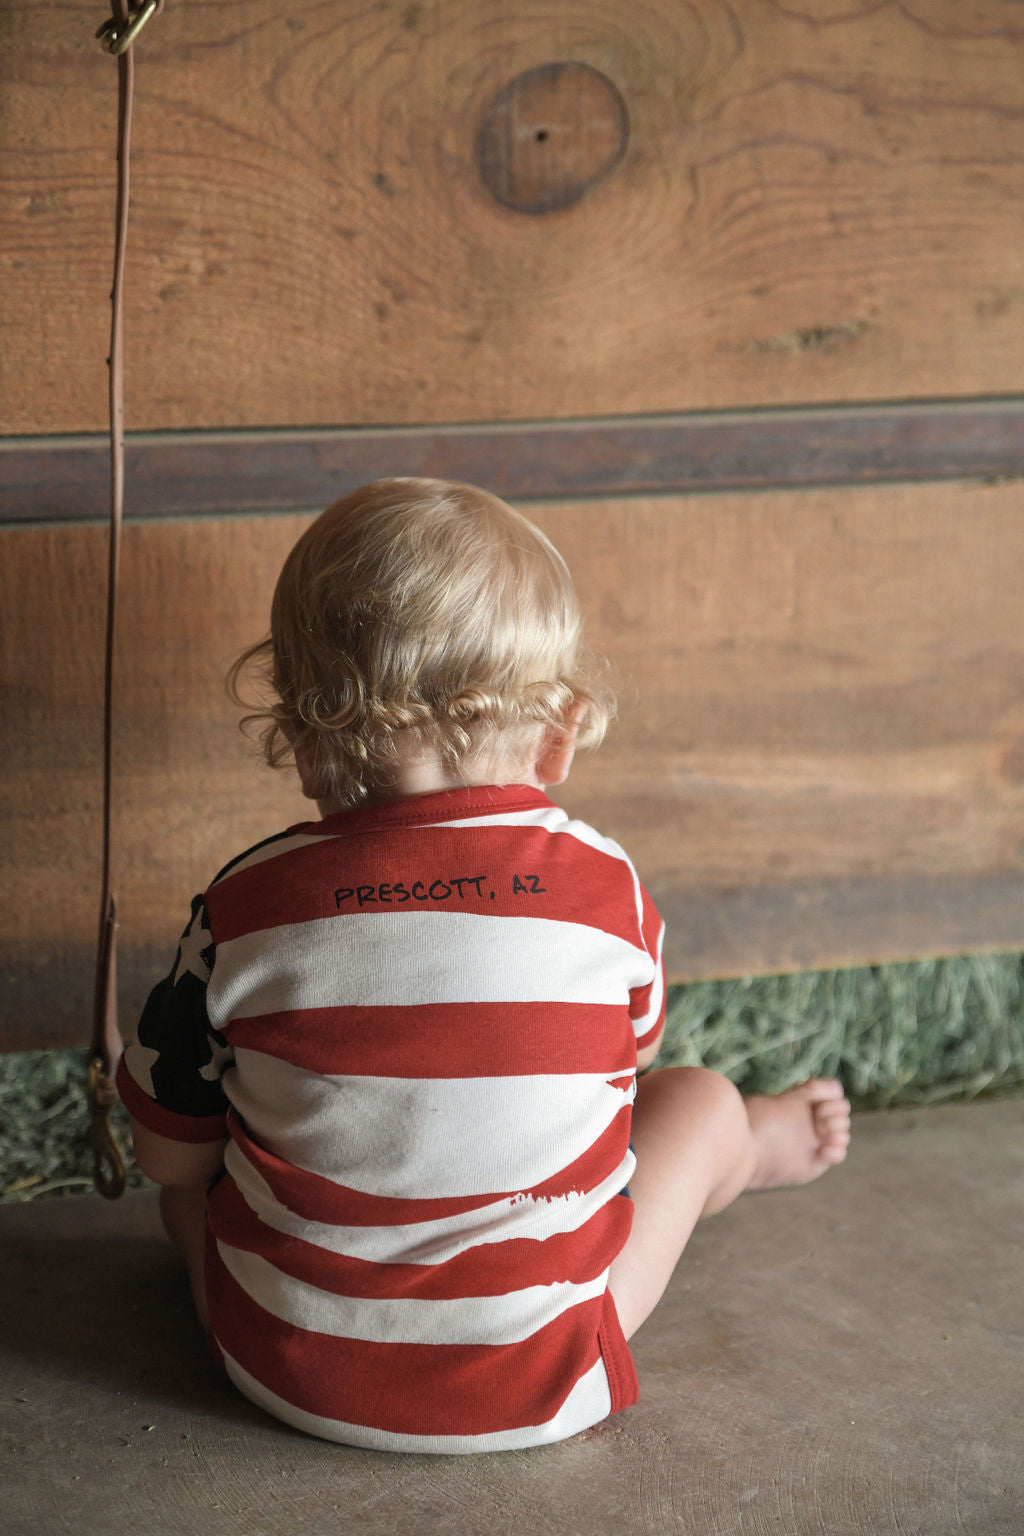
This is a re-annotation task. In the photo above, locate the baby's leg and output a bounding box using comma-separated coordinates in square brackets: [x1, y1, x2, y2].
[608, 1068, 850, 1340]
[159, 1184, 210, 1331]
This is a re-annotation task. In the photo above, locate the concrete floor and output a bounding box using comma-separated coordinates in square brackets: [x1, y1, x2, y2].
[2, 1099, 1022, 1536]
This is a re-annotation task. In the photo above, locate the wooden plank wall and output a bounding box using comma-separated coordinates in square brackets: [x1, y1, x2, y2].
[3, 0, 1024, 1049]
[5, 0, 1024, 427]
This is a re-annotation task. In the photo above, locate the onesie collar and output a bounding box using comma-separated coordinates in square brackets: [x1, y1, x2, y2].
[299, 784, 557, 839]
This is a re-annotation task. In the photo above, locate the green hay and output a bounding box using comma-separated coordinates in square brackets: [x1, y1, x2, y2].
[658, 953, 1024, 1106]
[2, 953, 1022, 1201]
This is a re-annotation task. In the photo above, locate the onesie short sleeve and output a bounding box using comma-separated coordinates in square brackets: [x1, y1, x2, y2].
[116, 895, 233, 1143]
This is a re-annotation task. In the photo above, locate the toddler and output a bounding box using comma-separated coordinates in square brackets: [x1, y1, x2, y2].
[118, 478, 850, 1453]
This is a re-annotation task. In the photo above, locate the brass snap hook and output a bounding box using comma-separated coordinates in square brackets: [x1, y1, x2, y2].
[96, 0, 158, 55]
[87, 1056, 127, 1199]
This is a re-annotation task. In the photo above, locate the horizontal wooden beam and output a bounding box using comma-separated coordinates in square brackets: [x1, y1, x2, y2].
[3, 399, 1023, 524]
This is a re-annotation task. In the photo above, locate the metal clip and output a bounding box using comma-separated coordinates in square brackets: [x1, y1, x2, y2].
[96, 0, 158, 55]
[87, 1056, 127, 1200]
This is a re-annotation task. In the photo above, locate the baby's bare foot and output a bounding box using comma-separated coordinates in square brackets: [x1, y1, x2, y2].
[745, 1079, 851, 1191]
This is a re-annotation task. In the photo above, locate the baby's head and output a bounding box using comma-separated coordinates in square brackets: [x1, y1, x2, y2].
[234, 478, 611, 808]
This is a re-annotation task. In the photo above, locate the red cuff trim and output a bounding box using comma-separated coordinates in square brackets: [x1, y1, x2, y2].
[116, 1055, 229, 1144]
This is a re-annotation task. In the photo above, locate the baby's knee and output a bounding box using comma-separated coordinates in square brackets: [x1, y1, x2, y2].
[637, 1064, 747, 1138]
[680, 1064, 745, 1119]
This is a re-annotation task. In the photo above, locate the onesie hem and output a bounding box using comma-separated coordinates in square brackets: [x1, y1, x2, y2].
[598, 1291, 639, 1415]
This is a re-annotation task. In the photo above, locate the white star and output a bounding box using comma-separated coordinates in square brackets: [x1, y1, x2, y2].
[199, 1031, 233, 1081]
[172, 909, 213, 987]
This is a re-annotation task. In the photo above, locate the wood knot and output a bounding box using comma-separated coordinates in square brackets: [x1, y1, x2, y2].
[476, 62, 629, 215]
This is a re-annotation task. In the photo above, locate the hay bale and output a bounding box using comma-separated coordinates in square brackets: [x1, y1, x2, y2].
[660, 953, 1024, 1105]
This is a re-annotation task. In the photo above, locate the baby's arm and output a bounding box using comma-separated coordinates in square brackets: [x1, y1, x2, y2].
[129, 1118, 227, 1187]
[129, 1118, 226, 1332]
[636, 1023, 665, 1073]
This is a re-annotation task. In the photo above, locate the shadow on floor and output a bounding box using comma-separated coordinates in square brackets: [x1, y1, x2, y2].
[1, 1189, 256, 1424]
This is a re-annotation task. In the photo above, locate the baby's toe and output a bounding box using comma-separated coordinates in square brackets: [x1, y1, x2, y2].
[799, 1078, 846, 1102]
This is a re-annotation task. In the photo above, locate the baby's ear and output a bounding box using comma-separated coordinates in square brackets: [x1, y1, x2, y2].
[534, 704, 584, 788]
[291, 738, 322, 800]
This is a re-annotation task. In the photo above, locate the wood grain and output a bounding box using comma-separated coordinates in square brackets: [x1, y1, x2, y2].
[3, 0, 1024, 432]
[4, 479, 1024, 1049]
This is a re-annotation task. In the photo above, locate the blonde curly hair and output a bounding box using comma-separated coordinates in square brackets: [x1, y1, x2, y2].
[230, 478, 613, 807]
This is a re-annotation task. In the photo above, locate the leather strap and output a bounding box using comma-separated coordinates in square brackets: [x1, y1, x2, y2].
[88, 0, 164, 1199]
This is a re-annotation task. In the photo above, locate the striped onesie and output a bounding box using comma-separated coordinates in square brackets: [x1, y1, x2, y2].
[117, 784, 666, 1452]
